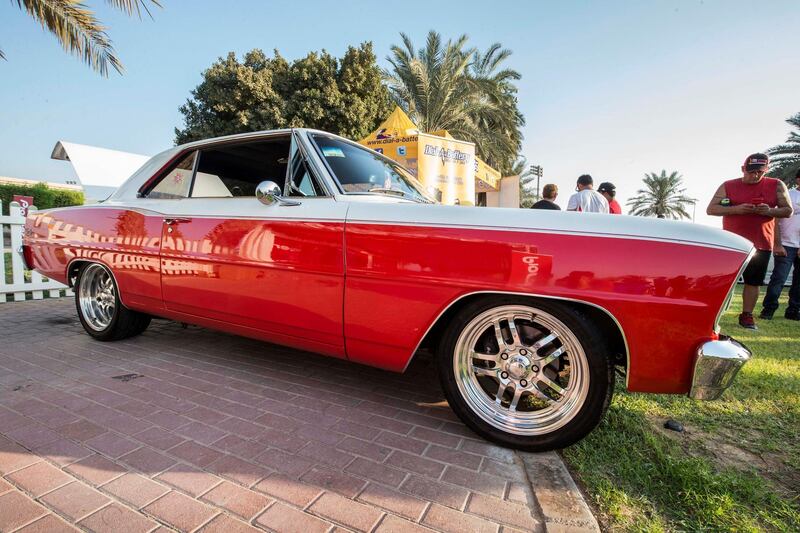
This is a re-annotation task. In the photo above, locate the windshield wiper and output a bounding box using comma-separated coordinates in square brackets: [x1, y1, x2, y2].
[367, 187, 431, 203]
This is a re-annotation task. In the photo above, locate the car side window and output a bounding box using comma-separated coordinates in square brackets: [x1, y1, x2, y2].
[147, 151, 196, 199]
[191, 137, 291, 198]
[287, 151, 324, 197]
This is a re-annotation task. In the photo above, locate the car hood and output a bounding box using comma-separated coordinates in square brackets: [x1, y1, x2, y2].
[344, 201, 753, 254]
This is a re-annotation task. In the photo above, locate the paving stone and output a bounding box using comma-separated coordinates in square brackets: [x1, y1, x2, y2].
[0, 490, 48, 531]
[41, 482, 111, 521]
[336, 436, 392, 462]
[466, 493, 540, 531]
[301, 466, 367, 498]
[298, 441, 355, 468]
[442, 465, 506, 498]
[309, 491, 384, 532]
[375, 432, 428, 455]
[16, 514, 78, 532]
[32, 438, 93, 466]
[65, 454, 127, 486]
[5, 424, 62, 449]
[196, 513, 261, 533]
[424, 444, 482, 470]
[84, 433, 140, 459]
[386, 450, 446, 479]
[255, 502, 332, 533]
[56, 419, 107, 442]
[7, 461, 73, 497]
[358, 483, 427, 520]
[156, 464, 222, 497]
[207, 453, 270, 488]
[100, 472, 169, 508]
[119, 447, 177, 475]
[400, 476, 469, 510]
[200, 480, 271, 520]
[0, 438, 41, 474]
[253, 473, 323, 507]
[255, 448, 315, 478]
[143, 491, 218, 531]
[409, 426, 461, 448]
[169, 440, 225, 468]
[423, 503, 499, 533]
[79, 503, 157, 533]
[345, 457, 407, 488]
[374, 514, 436, 533]
[134, 426, 185, 450]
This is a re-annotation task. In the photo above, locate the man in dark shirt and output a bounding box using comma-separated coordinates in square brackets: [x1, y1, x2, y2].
[531, 184, 560, 210]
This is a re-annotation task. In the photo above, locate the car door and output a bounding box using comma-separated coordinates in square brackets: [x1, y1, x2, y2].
[146, 132, 348, 358]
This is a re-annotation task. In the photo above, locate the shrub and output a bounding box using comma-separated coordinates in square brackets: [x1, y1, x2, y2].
[0, 182, 84, 215]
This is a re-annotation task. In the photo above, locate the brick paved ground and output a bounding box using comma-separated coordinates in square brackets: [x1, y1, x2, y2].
[0, 298, 597, 532]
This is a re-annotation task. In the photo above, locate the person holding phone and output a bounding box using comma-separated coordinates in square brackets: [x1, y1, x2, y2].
[707, 153, 793, 329]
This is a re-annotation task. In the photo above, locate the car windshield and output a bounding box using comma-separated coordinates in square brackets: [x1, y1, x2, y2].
[310, 134, 435, 203]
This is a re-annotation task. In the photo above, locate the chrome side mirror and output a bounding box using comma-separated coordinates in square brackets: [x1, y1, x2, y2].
[256, 181, 300, 206]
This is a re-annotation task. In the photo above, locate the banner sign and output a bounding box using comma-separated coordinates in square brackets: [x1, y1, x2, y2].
[12, 195, 34, 216]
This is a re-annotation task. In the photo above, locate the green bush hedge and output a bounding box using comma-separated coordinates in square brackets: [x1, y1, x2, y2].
[0, 182, 84, 215]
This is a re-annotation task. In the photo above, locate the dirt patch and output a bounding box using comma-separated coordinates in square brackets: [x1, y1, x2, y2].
[647, 415, 799, 498]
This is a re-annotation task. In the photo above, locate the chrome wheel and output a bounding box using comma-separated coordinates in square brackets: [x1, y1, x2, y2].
[77, 264, 116, 331]
[453, 304, 590, 436]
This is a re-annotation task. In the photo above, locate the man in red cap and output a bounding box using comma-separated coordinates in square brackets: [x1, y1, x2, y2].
[707, 153, 793, 329]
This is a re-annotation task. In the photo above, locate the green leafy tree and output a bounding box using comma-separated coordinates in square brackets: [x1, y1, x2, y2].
[385, 31, 525, 175]
[175, 43, 392, 145]
[627, 170, 696, 219]
[2, 0, 161, 76]
[767, 112, 800, 183]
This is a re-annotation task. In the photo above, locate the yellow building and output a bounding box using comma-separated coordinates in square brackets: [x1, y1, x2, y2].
[359, 107, 505, 205]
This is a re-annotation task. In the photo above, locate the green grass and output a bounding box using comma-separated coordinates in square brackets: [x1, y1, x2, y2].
[562, 287, 800, 531]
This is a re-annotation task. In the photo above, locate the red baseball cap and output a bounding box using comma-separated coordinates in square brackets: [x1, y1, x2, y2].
[744, 153, 769, 172]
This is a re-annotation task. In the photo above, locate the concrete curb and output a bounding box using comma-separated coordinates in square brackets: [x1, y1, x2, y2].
[518, 451, 600, 532]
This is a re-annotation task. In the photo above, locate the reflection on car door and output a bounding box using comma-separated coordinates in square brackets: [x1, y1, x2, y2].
[156, 135, 348, 358]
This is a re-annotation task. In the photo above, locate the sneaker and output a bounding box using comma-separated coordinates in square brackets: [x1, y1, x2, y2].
[738, 312, 758, 330]
[785, 309, 800, 321]
[759, 310, 774, 320]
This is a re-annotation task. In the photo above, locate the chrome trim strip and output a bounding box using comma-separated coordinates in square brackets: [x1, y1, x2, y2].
[714, 247, 756, 333]
[689, 336, 751, 400]
[403, 290, 631, 386]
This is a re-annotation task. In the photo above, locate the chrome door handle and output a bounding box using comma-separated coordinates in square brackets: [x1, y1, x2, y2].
[164, 217, 191, 225]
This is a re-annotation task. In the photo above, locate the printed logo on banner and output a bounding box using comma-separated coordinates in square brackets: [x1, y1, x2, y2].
[13, 195, 34, 217]
[397, 146, 407, 156]
[374, 148, 384, 154]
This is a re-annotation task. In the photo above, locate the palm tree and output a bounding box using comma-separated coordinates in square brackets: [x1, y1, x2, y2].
[767, 112, 800, 184]
[627, 170, 696, 219]
[384, 31, 524, 174]
[2, 0, 161, 76]
[511, 157, 537, 208]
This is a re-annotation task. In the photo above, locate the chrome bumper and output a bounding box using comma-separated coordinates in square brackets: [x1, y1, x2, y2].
[689, 336, 751, 400]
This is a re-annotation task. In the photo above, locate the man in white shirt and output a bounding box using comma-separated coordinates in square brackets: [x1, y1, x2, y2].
[566, 174, 609, 213]
[761, 169, 800, 320]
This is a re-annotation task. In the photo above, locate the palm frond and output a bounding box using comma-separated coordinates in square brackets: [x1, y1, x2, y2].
[15, 0, 122, 76]
[105, 0, 160, 18]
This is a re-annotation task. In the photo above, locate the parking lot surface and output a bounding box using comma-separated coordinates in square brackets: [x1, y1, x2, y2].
[0, 298, 598, 532]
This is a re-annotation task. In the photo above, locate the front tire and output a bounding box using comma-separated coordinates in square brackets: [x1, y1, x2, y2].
[75, 263, 151, 341]
[437, 296, 614, 451]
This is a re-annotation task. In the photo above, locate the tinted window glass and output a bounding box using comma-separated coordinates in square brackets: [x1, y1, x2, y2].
[192, 137, 291, 198]
[311, 135, 433, 203]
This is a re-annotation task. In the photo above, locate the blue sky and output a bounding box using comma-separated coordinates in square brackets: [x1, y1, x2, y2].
[1, 0, 798, 226]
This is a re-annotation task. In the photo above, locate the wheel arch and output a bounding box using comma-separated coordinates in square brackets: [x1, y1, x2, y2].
[410, 291, 629, 375]
[66, 258, 129, 308]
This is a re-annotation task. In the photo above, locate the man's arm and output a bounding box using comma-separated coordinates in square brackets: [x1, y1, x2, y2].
[706, 183, 753, 216]
[774, 221, 786, 257]
[765, 181, 794, 218]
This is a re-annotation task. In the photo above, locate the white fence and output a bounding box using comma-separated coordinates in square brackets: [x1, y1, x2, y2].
[1, 200, 71, 303]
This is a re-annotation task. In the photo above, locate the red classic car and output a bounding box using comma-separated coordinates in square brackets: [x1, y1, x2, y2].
[23, 129, 753, 451]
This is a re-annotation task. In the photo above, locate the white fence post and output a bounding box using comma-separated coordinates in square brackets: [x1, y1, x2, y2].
[1, 200, 71, 303]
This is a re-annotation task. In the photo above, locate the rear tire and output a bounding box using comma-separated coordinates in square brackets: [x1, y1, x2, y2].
[437, 296, 614, 451]
[74, 262, 151, 341]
